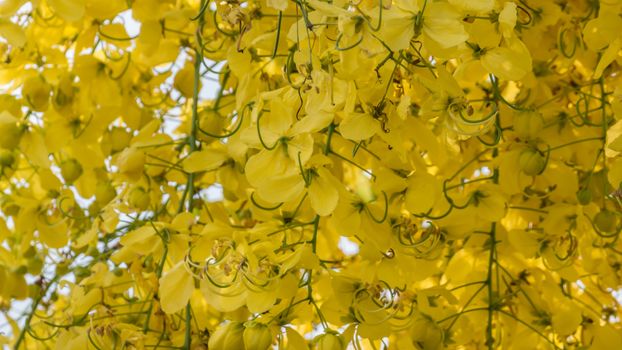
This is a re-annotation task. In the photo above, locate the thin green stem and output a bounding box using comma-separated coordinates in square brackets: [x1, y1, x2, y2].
[548, 136, 604, 151]
[14, 276, 59, 350]
[181, 2, 206, 348]
[486, 222, 497, 350]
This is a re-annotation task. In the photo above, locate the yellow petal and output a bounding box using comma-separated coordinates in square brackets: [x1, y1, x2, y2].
[159, 261, 194, 314]
[285, 327, 308, 350]
[594, 38, 622, 78]
[137, 20, 161, 55]
[583, 13, 622, 52]
[448, 0, 494, 14]
[116, 147, 145, 181]
[0, 0, 27, 17]
[37, 215, 68, 248]
[245, 149, 289, 186]
[85, 0, 126, 20]
[246, 288, 277, 313]
[0, 19, 25, 47]
[308, 168, 339, 216]
[423, 2, 468, 48]
[376, 6, 417, 52]
[267, 0, 288, 11]
[99, 23, 133, 49]
[474, 185, 507, 222]
[551, 299, 582, 335]
[498, 2, 517, 37]
[71, 287, 101, 316]
[173, 65, 197, 98]
[120, 226, 160, 255]
[481, 43, 532, 81]
[608, 158, 622, 189]
[170, 212, 196, 232]
[506, 229, 540, 258]
[256, 172, 305, 203]
[609, 134, 622, 153]
[48, 0, 85, 22]
[200, 279, 247, 312]
[182, 149, 228, 173]
[338, 113, 378, 141]
[329, 199, 361, 236]
[290, 111, 333, 134]
[132, 0, 163, 22]
[405, 172, 439, 214]
[585, 324, 622, 350]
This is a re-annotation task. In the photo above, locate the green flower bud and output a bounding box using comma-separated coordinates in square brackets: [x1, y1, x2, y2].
[0, 148, 15, 167]
[519, 148, 546, 176]
[576, 187, 592, 205]
[593, 209, 618, 234]
[0, 119, 23, 149]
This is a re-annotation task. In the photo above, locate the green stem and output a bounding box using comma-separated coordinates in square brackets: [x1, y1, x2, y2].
[599, 78, 609, 206]
[14, 276, 58, 350]
[485, 146, 500, 349]
[497, 310, 561, 349]
[310, 215, 320, 254]
[446, 283, 487, 330]
[436, 307, 489, 324]
[181, 2, 206, 349]
[486, 222, 497, 350]
[547, 136, 603, 151]
[507, 206, 548, 214]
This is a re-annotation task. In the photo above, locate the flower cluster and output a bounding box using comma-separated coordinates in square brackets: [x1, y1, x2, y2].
[1, 0, 622, 349]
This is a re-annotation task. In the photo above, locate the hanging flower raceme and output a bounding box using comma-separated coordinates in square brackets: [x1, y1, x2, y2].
[1, 0, 622, 349]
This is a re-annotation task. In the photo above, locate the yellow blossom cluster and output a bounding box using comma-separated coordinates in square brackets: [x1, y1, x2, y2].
[1, 0, 622, 349]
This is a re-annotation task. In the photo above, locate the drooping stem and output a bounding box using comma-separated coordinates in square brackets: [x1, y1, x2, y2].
[14, 276, 58, 350]
[181, 2, 207, 349]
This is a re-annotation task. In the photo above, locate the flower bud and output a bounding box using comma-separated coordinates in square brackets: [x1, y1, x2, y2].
[52, 73, 75, 112]
[95, 181, 116, 204]
[0, 148, 15, 167]
[576, 187, 592, 205]
[198, 110, 224, 144]
[23, 76, 51, 111]
[60, 158, 83, 184]
[128, 186, 150, 210]
[174, 66, 199, 98]
[0, 117, 23, 149]
[88, 200, 101, 216]
[208, 322, 245, 350]
[519, 149, 546, 176]
[243, 322, 273, 350]
[315, 332, 345, 350]
[1, 198, 19, 216]
[23, 245, 36, 258]
[117, 147, 146, 180]
[13, 265, 27, 275]
[593, 209, 618, 234]
[27, 258, 43, 275]
[108, 127, 132, 153]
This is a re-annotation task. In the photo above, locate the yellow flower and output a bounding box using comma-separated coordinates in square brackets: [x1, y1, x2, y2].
[243, 322, 273, 350]
[208, 322, 245, 350]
